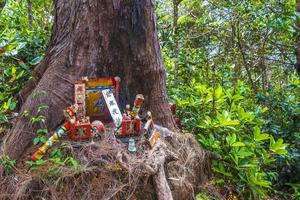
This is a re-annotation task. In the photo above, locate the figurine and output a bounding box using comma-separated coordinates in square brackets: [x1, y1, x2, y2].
[143, 111, 154, 138]
[128, 138, 137, 153]
[123, 104, 131, 119]
[143, 111, 159, 148]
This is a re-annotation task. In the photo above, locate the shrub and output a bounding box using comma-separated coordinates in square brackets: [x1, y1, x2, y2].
[170, 80, 288, 199]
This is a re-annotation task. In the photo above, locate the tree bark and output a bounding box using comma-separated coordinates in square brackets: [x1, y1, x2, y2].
[2, 0, 175, 161]
[146, 139, 178, 200]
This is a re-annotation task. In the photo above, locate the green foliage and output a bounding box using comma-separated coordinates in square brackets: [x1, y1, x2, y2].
[24, 101, 49, 146]
[26, 144, 82, 175]
[285, 183, 300, 200]
[158, 0, 296, 90]
[26, 159, 48, 171]
[0, 155, 16, 173]
[171, 81, 289, 198]
[158, 0, 299, 198]
[257, 76, 300, 193]
[0, 0, 52, 124]
[196, 192, 214, 200]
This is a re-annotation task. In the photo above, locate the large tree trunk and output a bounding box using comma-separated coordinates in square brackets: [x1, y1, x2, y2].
[2, 0, 175, 161]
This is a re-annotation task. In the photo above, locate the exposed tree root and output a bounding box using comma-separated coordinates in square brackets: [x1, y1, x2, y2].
[0, 128, 212, 200]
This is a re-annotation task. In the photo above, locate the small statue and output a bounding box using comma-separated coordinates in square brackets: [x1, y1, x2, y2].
[128, 138, 137, 153]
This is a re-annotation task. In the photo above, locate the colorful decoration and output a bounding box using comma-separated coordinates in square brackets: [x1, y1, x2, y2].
[143, 112, 153, 138]
[120, 119, 141, 137]
[63, 104, 78, 124]
[86, 77, 120, 122]
[32, 77, 166, 160]
[148, 129, 159, 148]
[31, 105, 105, 161]
[32, 76, 121, 161]
[143, 111, 159, 148]
[31, 105, 79, 161]
[74, 81, 87, 119]
[130, 94, 144, 119]
[31, 122, 69, 161]
[70, 117, 91, 140]
[102, 89, 123, 127]
[112, 94, 145, 138]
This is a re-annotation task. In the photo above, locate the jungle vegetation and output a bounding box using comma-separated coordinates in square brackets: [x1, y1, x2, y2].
[0, 0, 299, 199]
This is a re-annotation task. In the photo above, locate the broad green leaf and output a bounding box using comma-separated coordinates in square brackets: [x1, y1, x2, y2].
[40, 136, 47, 144]
[11, 66, 16, 76]
[7, 97, 16, 110]
[226, 133, 236, 145]
[37, 128, 48, 135]
[215, 86, 222, 99]
[237, 147, 253, 158]
[2, 102, 9, 111]
[232, 94, 244, 102]
[275, 149, 288, 154]
[220, 119, 239, 126]
[33, 137, 40, 145]
[35, 160, 47, 165]
[229, 153, 239, 166]
[30, 167, 40, 171]
[232, 142, 245, 147]
[50, 158, 65, 166]
[0, 114, 8, 123]
[254, 127, 269, 142]
[37, 105, 49, 113]
[213, 164, 233, 177]
[16, 70, 25, 79]
[239, 164, 257, 168]
[5, 42, 18, 51]
[270, 137, 288, 155]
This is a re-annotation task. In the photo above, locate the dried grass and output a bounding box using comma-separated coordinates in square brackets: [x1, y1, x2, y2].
[0, 128, 212, 200]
